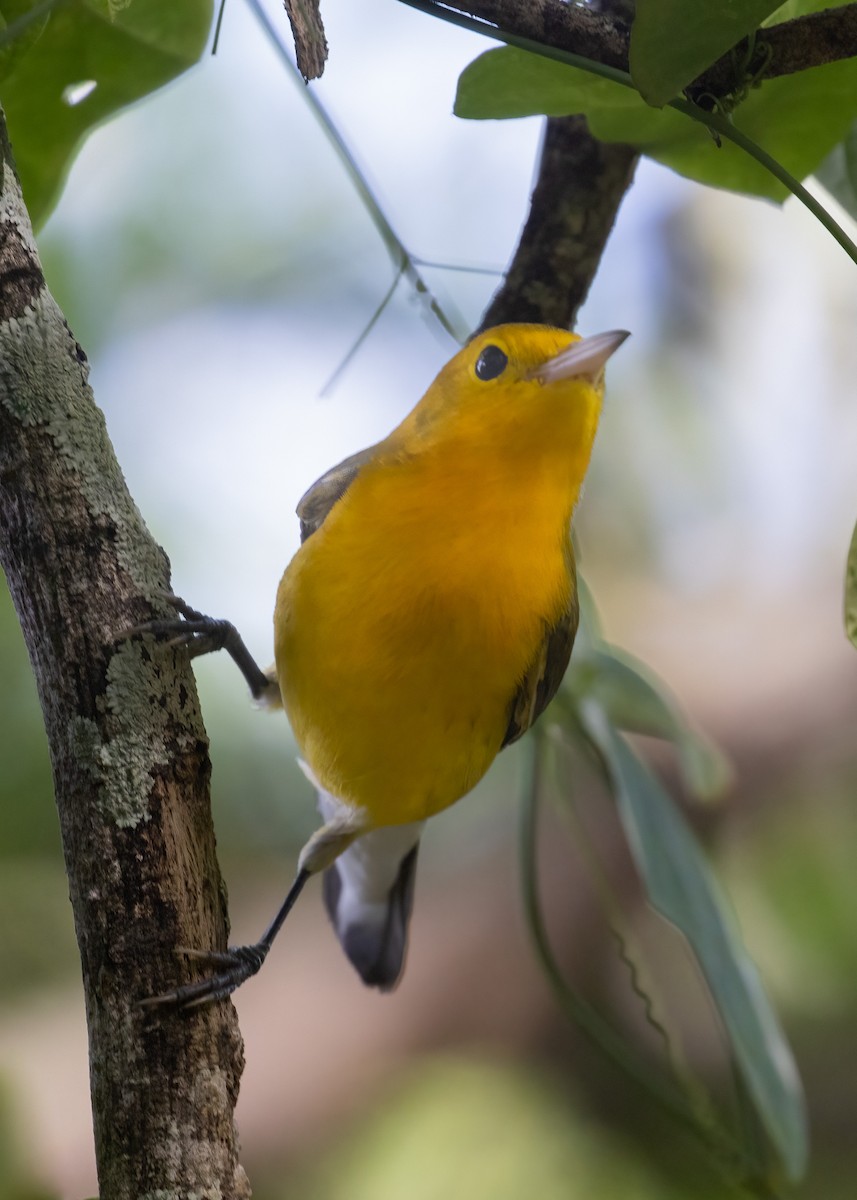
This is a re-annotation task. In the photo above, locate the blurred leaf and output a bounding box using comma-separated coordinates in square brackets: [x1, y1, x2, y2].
[0, 1076, 59, 1199]
[0, 578, 54, 857]
[567, 644, 731, 803]
[299, 1056, 700, 1200]
[767, 0, 849, 20]
[629, 0, 782, 107]
[844, 517, 857, 648]
[573, 572, 605, 657]
[0, 0, 55, 79]
[580, 703, 808, 1185]
[0, 0, 212, 225]
[455, 46, 857, 201]
[725, 780, 857, 1005]
[456, 48, 633, 121]
[0, 860, 78, 997]
[816, 121, 857, 222]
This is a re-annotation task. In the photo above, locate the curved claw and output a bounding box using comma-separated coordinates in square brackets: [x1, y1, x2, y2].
[118, 596, 275, 701]
[139, 943, 270, 1012]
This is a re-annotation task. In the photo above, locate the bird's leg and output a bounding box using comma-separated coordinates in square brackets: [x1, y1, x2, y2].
[140, 819, 362, 1012]
[122, 593, 280, 706]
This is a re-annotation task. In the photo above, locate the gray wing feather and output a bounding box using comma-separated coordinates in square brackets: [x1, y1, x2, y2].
[297, 442, 380, 542]
[502, 591, 579, 748]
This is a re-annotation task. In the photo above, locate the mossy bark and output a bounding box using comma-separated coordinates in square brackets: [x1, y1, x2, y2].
[0, 113, 248, 1199]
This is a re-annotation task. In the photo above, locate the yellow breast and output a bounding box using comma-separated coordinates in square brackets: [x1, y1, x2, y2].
[275, 445, 573, 828]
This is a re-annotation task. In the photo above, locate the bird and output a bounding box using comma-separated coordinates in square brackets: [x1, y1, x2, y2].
[135, 323, 628, 1008]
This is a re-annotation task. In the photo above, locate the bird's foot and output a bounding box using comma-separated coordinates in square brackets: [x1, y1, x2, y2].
[121, 593, 238, 661]
[120, 593, 278, 702]
[139, 942, 270, 1011]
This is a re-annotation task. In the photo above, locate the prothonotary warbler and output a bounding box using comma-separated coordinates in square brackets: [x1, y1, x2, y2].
[136, 323, 628, 1008]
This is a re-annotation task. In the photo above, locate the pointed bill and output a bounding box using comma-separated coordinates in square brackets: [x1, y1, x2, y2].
[533, 329, 630, 384]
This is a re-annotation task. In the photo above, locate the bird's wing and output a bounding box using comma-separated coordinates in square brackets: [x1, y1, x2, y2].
[296, 442, 380, 542]
[502, 591, 579, 748]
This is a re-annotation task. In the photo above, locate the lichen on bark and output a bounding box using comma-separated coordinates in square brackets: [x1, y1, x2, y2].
[0, 109, 249, 1199]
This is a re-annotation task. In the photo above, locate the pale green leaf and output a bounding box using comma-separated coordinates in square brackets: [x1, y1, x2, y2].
[767, 0, 848, 21]
[566, 645, 731, 803]
[455, 47, 634, 120]
[630, 0, 782, 107]
[455, 45, 857, 202]
[581, 706, 809, 1183]
[815, 120, 857, 221]
[844, 518, 857, 648]
[0, 0, 213, 226]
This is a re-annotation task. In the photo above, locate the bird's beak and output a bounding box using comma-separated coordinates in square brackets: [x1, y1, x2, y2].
[530, 329, 630, 384]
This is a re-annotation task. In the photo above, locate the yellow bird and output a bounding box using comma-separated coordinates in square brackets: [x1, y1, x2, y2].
[139, 323, 628, 1007]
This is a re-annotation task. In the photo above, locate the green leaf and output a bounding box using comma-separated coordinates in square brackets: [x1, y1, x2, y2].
[0, 0, 55, 81]
[630, 0, 782, 107]
[455, 45, 857, 201]
[581, 705, 809, 1184]
[567, 645, 731, 803]
[0, 0, 213, 226]
[815, 120, 857, 221]
[456, 48, 632, 120]
[844, 518, 857, 648]
[767, 0, 847, 20]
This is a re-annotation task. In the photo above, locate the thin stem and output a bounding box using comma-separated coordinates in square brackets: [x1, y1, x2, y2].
[0, 0, 70, 48]
[520, 735, 723, 1143]
[413, 256, 504, 276]
[672, 96, 857, 266]
[520, 732, 773, 1194]
[212, 0, 228, 54]
[547, 732, 694, 1093]
[244, 0, 468, 345]
[319, 265, 405, 397]
[398, 0, 857, 270]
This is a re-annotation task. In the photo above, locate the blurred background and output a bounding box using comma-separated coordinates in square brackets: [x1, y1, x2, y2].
[1, 0, 856, 1196]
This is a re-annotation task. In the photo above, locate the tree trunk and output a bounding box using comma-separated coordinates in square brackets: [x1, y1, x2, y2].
[0, 113, 248, 1198]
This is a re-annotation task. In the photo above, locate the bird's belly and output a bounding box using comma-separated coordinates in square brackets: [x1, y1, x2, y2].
[275, 526, 569, 827]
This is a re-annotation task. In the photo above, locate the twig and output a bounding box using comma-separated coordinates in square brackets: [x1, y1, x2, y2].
[244, 0, 468, 345]
[404, 0, 857, 101]
[402, 0, 857, 274]
[477, 115, 637, 332]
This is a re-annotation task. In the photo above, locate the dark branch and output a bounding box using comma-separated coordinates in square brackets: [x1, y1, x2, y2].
[284, 0, 328, 81]
[426, 0, 630, 73]
[416, 0, 857, 98]
[695, 3, 857, 97]
[478, 116, 637, 332]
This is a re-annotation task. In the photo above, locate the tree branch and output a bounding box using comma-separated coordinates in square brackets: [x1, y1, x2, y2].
[477, 115, 637, 332]
[694, 3, 857, 98]
[0, 112, 248, 1197]
[419, 0, 857, 95]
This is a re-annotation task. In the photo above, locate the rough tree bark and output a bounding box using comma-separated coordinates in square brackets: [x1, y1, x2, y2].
[478, 116, 637, 333]
[0, 116, 248, 1197]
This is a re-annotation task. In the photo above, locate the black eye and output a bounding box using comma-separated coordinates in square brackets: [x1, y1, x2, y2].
[474, 344, 508, 381]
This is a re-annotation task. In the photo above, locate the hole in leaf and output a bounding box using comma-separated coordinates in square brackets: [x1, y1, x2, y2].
[62, 80, 97, 107]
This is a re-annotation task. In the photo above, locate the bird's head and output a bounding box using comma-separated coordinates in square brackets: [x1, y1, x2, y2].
[395, 324, 628, 489]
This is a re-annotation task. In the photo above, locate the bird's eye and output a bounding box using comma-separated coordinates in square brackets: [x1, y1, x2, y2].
[474, 344, 508, 381]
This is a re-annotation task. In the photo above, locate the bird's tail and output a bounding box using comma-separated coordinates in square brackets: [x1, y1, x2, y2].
[302, 762, 424, 990]
[322, 831, 421, 990]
